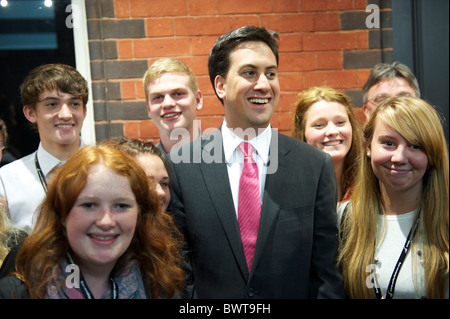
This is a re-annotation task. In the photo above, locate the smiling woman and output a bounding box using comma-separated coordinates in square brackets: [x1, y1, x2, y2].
[292, 86, 362, 203]
[338, 96, 449, 299]
[0, 145, 185, 299]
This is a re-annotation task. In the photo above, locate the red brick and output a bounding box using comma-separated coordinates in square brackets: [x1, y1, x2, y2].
[145, 18, 174, 37]
[117, 39, 133, 59]
[200, 96, 224, 116]
[356, 30, 369, 49]
[278, 92, 299, 112]
[133, 38, 191, 58]
[279, 72, 303, 92]
[175, 17, 231, 36]
[354, 0, 368, 10]
[279, 33, 302, 52]
[303, 70, 359, 89]
[300, 0, 354, 11]
[317, 51, 343, 70]
[357, 69, 371, 86]
[197, 76, 215, 95]
[178, 56, 209, 76]
[279, 52, 316, 72]
[121, 81, 136, 100]
[217, 0, 272, 14]
[192, 35, 218, 55]
[231, 15, 260, 30]
[352, 107, 365, 126]
[274, 0, 300, 12]
[114, 0, 130, 18]
[278, 111, 294, 131]
[303, 32, 357, 51]
[189, 0, 217, 15]
[261, 13, 314, 33]
[124, 122, 139, 139]
[136, 80, 146, 99]
[314, 13, 340, 31]
[197, 116, 223, 133]
[129, 0, 188, 17]
[140, 120, 160, 139]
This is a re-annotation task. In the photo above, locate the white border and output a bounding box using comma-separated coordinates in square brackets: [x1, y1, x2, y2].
[71, 0, 96, 145]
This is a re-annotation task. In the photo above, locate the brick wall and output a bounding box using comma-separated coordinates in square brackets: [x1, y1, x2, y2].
[86, 0, 393, 142]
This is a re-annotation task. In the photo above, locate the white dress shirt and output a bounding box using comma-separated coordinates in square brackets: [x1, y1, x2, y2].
[221, 121, 271, 217]
[0, 142, 79, 231]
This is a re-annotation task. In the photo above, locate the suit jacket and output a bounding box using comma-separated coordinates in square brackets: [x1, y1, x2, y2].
[168, 128, 345, 299]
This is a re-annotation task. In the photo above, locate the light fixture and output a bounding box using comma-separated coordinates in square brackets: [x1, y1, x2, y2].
[44, 0, 52, 8]
[0, 0, 8, 8]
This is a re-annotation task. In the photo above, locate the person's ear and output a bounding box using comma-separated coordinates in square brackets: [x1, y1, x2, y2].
[23, 105, 37, 123]
[215, 75, 226, 100]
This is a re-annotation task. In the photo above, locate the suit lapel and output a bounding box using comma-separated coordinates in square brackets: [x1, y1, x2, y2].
[199, 129, 249, 278]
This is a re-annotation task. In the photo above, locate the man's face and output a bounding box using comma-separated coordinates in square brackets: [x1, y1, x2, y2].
[363, 77, 416, 122]
[215, 41, 280, 134]
[146, 73, 202, 137]
[23, 89, 86, 150]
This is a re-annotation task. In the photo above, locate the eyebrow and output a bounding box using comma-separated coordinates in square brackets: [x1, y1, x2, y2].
[39, 96, 82, 102]
[239, 64, 278, 71]
[149, 87, 188, 95]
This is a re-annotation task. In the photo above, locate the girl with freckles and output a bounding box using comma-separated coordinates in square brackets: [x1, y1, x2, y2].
[338, 96, 448, 299]
[0, 145, 184, 299]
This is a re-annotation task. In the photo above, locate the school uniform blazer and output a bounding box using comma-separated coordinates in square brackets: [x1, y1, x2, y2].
[168, 128, 345, 299]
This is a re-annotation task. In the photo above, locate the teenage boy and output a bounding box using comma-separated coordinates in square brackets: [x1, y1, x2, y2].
[0, 64, 88, 231]
[143, 58, 203, 156]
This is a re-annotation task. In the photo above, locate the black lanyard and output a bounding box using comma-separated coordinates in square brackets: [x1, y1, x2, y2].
[34, 152, 48, 193]
[373, 211, 421, 299]
[66, 252, 119, 299]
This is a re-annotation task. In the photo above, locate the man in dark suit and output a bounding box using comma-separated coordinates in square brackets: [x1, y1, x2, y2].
[168, 25, 345, 299]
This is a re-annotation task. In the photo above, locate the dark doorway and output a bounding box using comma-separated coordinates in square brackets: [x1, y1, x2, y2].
[0, 0, 75, 166]
[392, 0, 449, 142]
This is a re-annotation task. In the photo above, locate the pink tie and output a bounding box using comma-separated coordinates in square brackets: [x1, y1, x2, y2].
[238, 142, 261, 271]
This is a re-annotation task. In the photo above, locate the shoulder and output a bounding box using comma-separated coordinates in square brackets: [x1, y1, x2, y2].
[0, 275, 29, 299]
[275, 132, 332, 166]
[0, 153, 35, 176]
[169, 129, 222, 165]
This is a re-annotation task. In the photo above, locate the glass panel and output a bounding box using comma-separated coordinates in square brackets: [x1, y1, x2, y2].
[0, 0, 75, 163]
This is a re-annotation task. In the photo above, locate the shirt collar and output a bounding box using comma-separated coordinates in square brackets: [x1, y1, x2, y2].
[222, 120, 272, 165]
[36, 140, 85, 176]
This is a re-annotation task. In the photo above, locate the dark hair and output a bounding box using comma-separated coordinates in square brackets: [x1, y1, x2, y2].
[208, 25, 279, 104]
[20, 63, 88, 109]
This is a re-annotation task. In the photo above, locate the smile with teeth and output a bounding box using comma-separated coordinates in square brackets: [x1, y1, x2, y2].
[323, 140, 342, 146]
[162, 112, 181, 118]
[249, 98, 269, 104]
[56, 124, 74, 128]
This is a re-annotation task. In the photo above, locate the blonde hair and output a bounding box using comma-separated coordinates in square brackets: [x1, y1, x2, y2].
[338, 96, 449, 298]
[0, 198, 23, 266]
[292, 87, 362, 201]
[143, 58, 198, 100]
